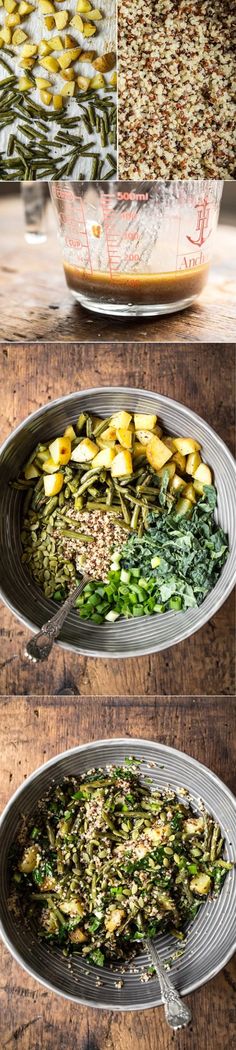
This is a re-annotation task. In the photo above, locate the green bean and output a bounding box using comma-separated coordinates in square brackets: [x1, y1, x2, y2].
[210, 823, 220, 862]
[42, 497, 58, 518]
[118, 493, 131, 525]
[93, 417, 112, 437]
[76, 475, 100, 496]
[59, 528, 94, 543]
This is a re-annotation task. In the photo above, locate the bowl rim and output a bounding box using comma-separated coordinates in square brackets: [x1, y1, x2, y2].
[0, 384, 235, 660]
[0, 736, 236, 1012]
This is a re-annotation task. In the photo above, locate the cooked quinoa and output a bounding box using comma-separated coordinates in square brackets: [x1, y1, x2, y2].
[118, 0, 236, 179]
[54, 509, 129, 581]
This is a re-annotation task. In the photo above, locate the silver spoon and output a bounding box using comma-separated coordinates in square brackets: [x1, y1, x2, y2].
[24, 573, 91, 663]
[145, 937, 192, 1030]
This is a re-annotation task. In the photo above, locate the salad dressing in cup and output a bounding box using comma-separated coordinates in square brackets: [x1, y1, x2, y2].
[50, 180, 223, 317]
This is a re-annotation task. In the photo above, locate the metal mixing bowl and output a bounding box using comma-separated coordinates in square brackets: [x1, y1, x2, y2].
[0, 386, 235, 657]
[0, 738, 235, 1010]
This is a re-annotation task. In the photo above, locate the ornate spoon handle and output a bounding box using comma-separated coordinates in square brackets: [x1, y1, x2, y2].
[24, 575, 90, 663]
[145, 937, 192, 1030]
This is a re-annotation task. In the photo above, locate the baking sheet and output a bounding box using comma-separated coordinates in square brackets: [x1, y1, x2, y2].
[0, 0, 116, 179]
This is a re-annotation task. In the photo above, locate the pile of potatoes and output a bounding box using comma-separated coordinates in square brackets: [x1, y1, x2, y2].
[23, 410, 213, 518]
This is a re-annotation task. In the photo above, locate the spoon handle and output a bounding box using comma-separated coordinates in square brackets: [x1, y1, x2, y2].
[24, 575, 90, 663]
[145, 937, 192, 1030]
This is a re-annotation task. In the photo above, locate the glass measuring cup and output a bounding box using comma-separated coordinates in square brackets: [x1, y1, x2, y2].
[50, 180, 223, 318]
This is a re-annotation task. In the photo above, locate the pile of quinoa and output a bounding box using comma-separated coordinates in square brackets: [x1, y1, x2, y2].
[118, 0, 236, 178]
[54, 509, 128, 582]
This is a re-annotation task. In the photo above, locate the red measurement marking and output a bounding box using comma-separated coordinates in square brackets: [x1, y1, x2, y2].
[187, 199, 212, 247]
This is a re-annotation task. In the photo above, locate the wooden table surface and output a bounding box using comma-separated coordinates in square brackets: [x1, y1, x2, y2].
[0, 693, 235, 1050]
[0, 196, 235, 343]
[0, 341, 235, 697]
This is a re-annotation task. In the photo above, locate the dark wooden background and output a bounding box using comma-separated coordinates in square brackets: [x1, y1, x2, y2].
[0, 693, 236, 1050]
[0, 196, 236, 343]
[0, 341, 235, 697]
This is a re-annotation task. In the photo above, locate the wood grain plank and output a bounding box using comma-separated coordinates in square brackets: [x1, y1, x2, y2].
[0, 342, 235, 697]
[0, 197, 235, 342]
[0, 694, 235, 1050]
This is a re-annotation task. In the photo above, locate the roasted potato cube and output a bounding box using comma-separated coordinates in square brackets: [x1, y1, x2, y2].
[136, 429, 157, 446]
[184, 483, 196, 503]
[77, 0, 92, 9]
[71, 438, 98, 462]
[171, 474, 185, 493]
[36, 76, 52, 90]
[43, 473, 64, 496]
[193, 480, 204, 496]
[64, 425, 76, 441]
[44, 15, 54, 28]
[18, 76, 33, 90]
[41, 56, 60, 72]
[173, 437, 201, 455]
[92, 447, 116, 469]
[110, 411, 132, 430]
[49, 436, 71, 465]
[39, 39, 52, 56]
[47, 35, 64, 50]
[134, 413, 157, 431]
[64, 33, 75, 48]
[20, 58, 35, 68]
[83, 21, 97, 35]
[186, 451, 201, 476]
[6, 10, 20, 22]
[148, 827, 163, 844]
[146, 435, 172, 472]
[93, 51, 116, 71]
[171, 451, 186, 474]
[38, 0, 55, 10]
[116, 426, 133, 450]
[60, 899, 84, 916]
[157, 462, 175, 481]
[4, 0, 17, 11]
[69, 927, 88, 943]
[133, 441, 146, 460]
[96, 425, 116, 448]
[40, 875, 57, 892]
[111, 450, 133, 477]
[190, 873, 211, 895]
[0, 26, 12, 41]
[61, 69, 75, 81]
[12, 28, 28, 43]
[61, 81, 75, 96]
[19, 845, 39, 873]
[70, 13, 84, 30]
[54, 11, 69, 28]
[193, 463, 212, 486]
[80, 49, 96, 62]
[43, 456, 60, 474]
[18, 0, 34, 11]
[175, 497, 193, 518]
[77, 75, 90, 90]
[105, 907, 126, 933]
[58, 47, 81, 68]
[24, 462, 40, 480]
[21, 43, 38, 57]
[87, 8, 102, 18]
[184, 817, 204, 836]
[89, 72, 105, 88]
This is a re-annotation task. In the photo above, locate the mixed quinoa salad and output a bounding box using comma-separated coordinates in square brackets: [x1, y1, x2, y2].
[14, 408, 229, 623]
[10, 759, 233, 966]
